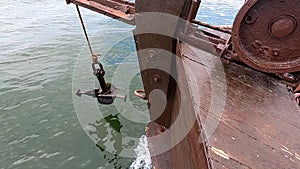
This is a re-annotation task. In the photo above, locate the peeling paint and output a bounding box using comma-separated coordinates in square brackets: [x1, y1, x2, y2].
[281, 148, 293, 156]
[295, 153, 300, 161]
[211, 146, 230, 160]
[289, 158, 295, 163]
[280, 144, 289, 151]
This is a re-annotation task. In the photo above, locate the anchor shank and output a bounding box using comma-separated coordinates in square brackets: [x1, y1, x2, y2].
[96, 73, 109, 93]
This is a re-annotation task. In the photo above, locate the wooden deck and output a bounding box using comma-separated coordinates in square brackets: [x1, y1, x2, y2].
[179, 43, 300, 168]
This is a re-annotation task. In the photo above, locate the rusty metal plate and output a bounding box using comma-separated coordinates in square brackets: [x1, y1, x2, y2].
[232, 0, 300, 73]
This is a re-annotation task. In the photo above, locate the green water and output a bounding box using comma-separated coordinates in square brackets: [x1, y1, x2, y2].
[0, 0, 150, 168]
[0, 0, 244, 168]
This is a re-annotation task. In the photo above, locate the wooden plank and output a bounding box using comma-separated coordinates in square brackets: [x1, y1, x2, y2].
[68, 0, 135, 25]
[145, 42, 209, 169]
[146, 122, 173, 169]
[180, 43, 300, 168]
[134, 1, 209, 168]
[210, 159, 231, 169]
[134, 0, 192, 127]
[170, 49, 209, 168]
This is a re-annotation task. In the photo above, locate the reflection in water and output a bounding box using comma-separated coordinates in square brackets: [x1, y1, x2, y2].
[89, 113, 150, 168]
[89, 114, 130, 168]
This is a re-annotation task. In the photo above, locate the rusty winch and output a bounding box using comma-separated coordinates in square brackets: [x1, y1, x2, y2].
[232, 0, 300, 74]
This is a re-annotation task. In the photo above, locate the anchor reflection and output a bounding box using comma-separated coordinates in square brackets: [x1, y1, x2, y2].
[89, 114, 137, 168]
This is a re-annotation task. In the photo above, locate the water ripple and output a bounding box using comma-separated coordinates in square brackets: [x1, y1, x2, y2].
[12, 156, 35, 166]
[7, 134, 40, 146]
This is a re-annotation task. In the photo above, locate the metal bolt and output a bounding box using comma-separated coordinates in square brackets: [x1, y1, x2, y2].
[148, 50, 157, 59]
[270, 16, 296, 39]
[244, 13, 257, 24]
[272, 49, 280, 57]
[153, 75, 161, 83]
[283, 73, 295, 82]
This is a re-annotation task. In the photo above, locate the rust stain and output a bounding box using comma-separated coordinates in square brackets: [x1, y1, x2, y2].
[295, 153, 300, 161]
[281, 147, 293, 156]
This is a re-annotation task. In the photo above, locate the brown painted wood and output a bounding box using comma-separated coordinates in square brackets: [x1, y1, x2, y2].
[134, 1, 209, 168]
[134, 0, 192, 128]
[68, 0, 135, 25]
[145, 46, 209, 168]
[170, 48, 209, 169]
[180, 43, 300, 169]
[146, 122, 173, 169]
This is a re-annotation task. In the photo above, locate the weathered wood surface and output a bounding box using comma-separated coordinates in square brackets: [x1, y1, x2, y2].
[145, 48, 209, 168]
[68, 0, 135, 25]
[146, 122, 173, 169]
[170, 48, 209, 169]
[134, 0, 191, 127]
[135, 1, 207, 168]
[180, 43, 300, 169]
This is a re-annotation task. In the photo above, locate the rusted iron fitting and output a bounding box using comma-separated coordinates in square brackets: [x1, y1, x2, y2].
[232, 0, 300, 73]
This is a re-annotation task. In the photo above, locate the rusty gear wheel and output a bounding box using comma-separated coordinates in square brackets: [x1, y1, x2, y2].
[232, 0, 300, 73]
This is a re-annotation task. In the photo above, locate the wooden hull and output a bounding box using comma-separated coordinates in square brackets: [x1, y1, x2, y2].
[146, 42, 300, 168]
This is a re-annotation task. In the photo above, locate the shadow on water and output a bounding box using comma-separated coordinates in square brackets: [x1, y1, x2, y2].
[88, 111, 150, 169]
[89, 114, 131, 168]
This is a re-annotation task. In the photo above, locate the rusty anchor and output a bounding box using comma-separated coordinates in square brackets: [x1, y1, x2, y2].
[76, 62, 127, 105]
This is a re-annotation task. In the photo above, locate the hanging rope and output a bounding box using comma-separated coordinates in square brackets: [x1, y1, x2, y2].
[74, 5, 128, 104]
[76, 5, 98, 63]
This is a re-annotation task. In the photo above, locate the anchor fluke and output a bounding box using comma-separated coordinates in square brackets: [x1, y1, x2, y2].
[76, 89, 82, 97]
[76, 89, 96, 98]
[123, 94, 127, 102]
[97, 94, 127, 102]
